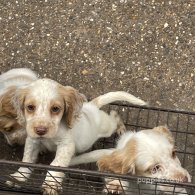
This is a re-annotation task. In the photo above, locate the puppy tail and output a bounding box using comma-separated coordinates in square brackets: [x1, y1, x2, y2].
[91, 91, 148, 108]
[69, 149, 115, 166]
[0, 68, 38, 82]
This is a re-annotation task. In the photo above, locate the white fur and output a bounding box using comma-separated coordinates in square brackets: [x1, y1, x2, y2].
[7, 78, 146, 195]
[0, 68, 37, 94]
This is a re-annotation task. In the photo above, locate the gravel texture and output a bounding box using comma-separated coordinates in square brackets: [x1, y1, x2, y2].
[0, 0, 194, 111]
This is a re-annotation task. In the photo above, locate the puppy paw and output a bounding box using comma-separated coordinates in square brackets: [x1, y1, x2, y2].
[116, 123, 126, 135]
[110, 110, 126, 135]
[103, 180, 123, 194]
[6, 180, 21, 188]
[6, 172, 28, 188]
[42, 181, 62, 195]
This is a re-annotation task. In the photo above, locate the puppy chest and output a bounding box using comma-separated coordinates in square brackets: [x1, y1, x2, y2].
[40, 139, 57, 152]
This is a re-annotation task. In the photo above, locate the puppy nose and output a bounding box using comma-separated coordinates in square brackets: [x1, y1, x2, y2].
[35, 126, 48, 136]
[183, 176, 188, 183]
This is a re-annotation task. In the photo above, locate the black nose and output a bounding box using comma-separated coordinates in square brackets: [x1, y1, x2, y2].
[34, 126, 48, 136]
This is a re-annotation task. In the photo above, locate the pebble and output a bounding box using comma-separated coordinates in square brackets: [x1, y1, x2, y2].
[164, 23, 169, 28]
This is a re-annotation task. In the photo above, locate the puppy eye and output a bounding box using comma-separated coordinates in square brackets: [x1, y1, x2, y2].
[4, 127, 14, 132]
[51, 106, 61, 113]
[151, 164, 161, 174]
[26, 105, 36, 112]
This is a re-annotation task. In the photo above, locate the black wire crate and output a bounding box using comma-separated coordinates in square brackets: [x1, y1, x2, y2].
[0, 104, 194, 195]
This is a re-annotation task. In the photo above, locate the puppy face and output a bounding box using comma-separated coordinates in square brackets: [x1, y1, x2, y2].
[98, 126, 191, 192]
[13, 79, 86, 139]
[135, 127, 191, 182]
[1, 124, 26, 146]
[0, 87, 26, 145]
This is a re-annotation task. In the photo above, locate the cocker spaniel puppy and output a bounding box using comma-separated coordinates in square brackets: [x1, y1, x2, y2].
[0, 68, 38, 145]
[96, 126, 191, 194]
[6, 78, 147, 195]
[70, 126, 192, 194]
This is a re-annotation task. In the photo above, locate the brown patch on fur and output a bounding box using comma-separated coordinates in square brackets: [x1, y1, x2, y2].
[11, 87, 30, 126]
[0, 87, 26, 145]
[97, 139, 137, 174]
[0, 116, 20, 130]
[153, 126, 174, 144]
[0, 86, 17, 116]
[58, 86, 86, 128]
[0, 87, 22, 132]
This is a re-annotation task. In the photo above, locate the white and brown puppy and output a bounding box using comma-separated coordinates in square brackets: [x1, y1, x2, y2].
[0, 68, 38, 145]
[7, 78, 147, 195]
[97, 126, 191, 194]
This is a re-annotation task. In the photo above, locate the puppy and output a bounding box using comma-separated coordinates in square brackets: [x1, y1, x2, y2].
[6, 78, 147, 195]
[0, 68, 38, 145]
[69, 127, 192, 194]
[96, 126, 191, 194]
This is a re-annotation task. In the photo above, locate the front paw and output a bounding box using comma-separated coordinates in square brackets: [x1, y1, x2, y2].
[6, 172, 27, 188]
[42, 181, 62, 195]
[103, 180, 123, 194]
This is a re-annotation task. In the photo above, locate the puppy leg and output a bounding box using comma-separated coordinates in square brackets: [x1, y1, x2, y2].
[42, 142, 75, 195]
[70, 149, 115, 166]
[98, 110, 126, 138]
[6, 137, 40, 187]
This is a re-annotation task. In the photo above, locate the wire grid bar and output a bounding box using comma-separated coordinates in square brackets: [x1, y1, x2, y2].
[0, 104, 194, 195]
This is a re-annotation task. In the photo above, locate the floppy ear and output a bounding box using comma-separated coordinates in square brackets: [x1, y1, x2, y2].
[97, 139, 137, 174]
[0, 91, 16, 130]
[0, 87, 24, 132]
[0, 87, 17, 117]
[11, 87, 28, 126]
[153, 125, 174, 144]
[60, 86, 87, 128]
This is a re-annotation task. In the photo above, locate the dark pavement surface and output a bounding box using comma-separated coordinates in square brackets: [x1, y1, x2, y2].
[0, 0, 194, 194]
[0, 0, 194, 111]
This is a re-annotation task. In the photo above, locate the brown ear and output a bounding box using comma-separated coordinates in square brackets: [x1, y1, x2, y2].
[12, 87, 28, 126]
[0, 87, 17, 117]
[60, 86, 87, 128]
[97, 139, 137, 174]
[0, 87, 24, 131]
[97, 150, 131, 174]
[153, 126, 174, 144]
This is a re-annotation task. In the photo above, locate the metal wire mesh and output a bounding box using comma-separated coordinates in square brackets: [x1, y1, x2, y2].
[0, 104, 194, 195]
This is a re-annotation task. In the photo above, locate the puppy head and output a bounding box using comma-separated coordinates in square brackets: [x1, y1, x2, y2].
[138, 126, 191, 190]
[98, 126, 191, 192]
[0, 87, 26, 145]
[13, 79, 86, 139]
